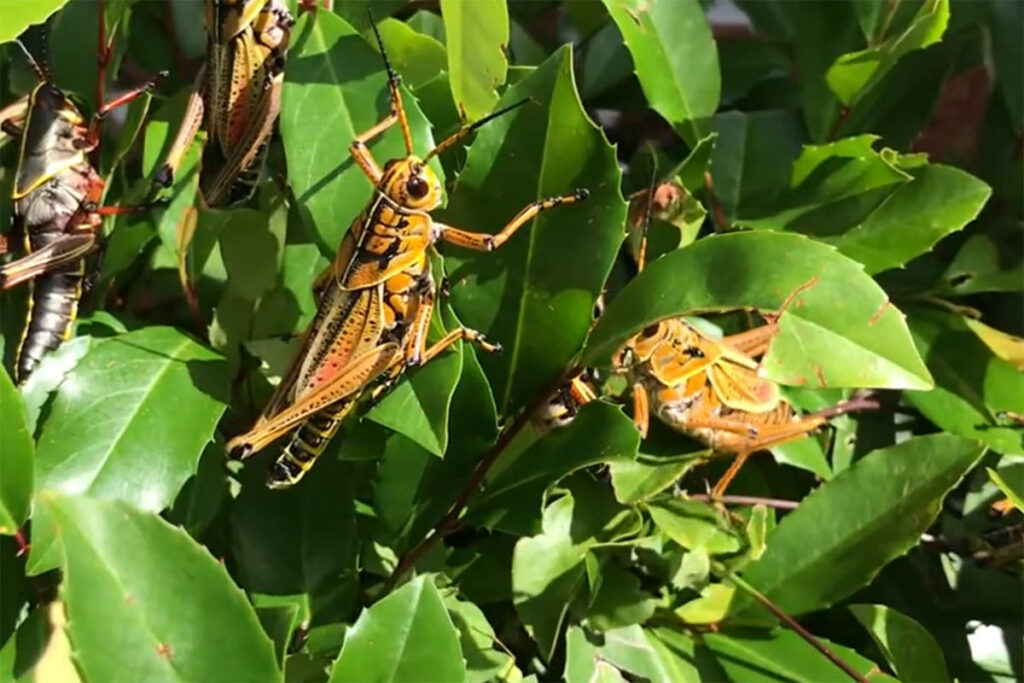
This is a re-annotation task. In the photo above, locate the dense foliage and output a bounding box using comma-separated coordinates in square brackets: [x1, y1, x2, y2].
[1, 0, 1021, 681]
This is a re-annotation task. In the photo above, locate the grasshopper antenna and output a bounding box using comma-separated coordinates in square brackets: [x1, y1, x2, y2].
[425, 98, 531, 163]
[367, 8, 413, 155]
[636, 145, 659, 273]
[14, 39, 48, 81]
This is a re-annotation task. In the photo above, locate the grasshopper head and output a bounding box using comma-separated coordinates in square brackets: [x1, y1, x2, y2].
[380, 156, 442, 211]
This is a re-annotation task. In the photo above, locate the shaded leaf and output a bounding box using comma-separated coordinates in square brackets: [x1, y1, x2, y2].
[601, 0, 719, 144]
[367, 18, 446, 90]
[0, 367, 32, 534]
[737, 434, 985, 616]
[42, 494, 279, 681]
[850, 603, 950, 682]
[905, 307, 1024, 455]
[468, 402, 640, 534]
[329, 576, 464, 682]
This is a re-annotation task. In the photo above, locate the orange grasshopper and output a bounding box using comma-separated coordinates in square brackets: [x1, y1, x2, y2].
[609, 189, 875, 496]
[227, 21, 588, 487]
[154, 0, 294, 206]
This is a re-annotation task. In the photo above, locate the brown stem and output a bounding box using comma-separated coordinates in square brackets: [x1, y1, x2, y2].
[724, 571, 871, 683]
[702, 170, 730, 232]
[687, 493, 799, 510]
[385, 369, 577, 592]
[810, 395, 880, 422]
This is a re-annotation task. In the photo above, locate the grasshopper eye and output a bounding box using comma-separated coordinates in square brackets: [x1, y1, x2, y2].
[407, 175, 429, 199]
[641, 324, 659, 338]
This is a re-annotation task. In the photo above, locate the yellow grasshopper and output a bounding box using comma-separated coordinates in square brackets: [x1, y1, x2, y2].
[227, 20, 588, 487]
[155, 0, 294, 205]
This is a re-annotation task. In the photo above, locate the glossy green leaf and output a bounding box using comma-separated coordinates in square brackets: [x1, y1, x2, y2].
[602, 0, 719, 144]
[904, 307, 1024, 455]
[0, 0, 71, 43]
[442, 46, 625, 416]
[468, 402, 640, 533]
[676, 584, 735, 624]
[827, 0, 949, 107]
[42, 494, 279, 681]
[0, 367, 32, 534]
[737, 434, 985, 616]
[585, 231, 933, 391]
[329, 576, 465, 682]
[741, 138, 991, 274]
[850, 604, 950, 682]
[280, 11, 439, 250]
[439, 0, 507, 120]
[34, 327, 227, 511]
[938, 227, 1024, 295]
[704, 628, 896, 682]
[230, 457, 358, 625]
[367, 18, 447, 90]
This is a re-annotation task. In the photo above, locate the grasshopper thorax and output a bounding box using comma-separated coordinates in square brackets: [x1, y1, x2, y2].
[14, 82, 87, 200]
[379, 156, 442, 211]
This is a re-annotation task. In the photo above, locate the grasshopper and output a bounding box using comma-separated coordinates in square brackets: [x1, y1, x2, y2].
[155, 0, 294, 206]
[0, 23, 162, 382]
[227, 20, 588, 488]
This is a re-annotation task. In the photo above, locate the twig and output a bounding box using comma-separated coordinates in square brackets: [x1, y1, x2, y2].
[724, 571, 871, 683]
[702, 171, 729, 231]
[687, 493, 799, 510]
[385, 369, 577, 592]
[810, 394, 880, 421]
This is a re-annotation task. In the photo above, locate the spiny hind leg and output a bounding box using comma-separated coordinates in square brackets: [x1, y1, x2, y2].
[709, 417, 825, 499]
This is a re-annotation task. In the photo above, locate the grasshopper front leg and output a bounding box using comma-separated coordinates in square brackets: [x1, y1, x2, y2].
[438, 189, 590, 252]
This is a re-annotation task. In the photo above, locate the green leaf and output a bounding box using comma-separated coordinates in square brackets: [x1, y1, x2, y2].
[439, 0, 508, 120]
[585, 231, 933, 391]
[280, 11, 439, 250]
[0, 367, 32, 534]
[230, 457, 359, 625]
[938, 226, 1024, 295]
[366, 18, 447, 90]
[566, 625, 707, 683]
[819, 164, 989, 275]
[329, 576, 465, 682]
[0, 606, 52, 681]
[468, 402, 640, 534]
[0, 0, 71, 43]
[512, 495, 589, 661]
[787, 1, 862, 141]
[737, 434, 985, 616]
[609, 452, 704, 505]
[34, 327, 227, 511]
[366, 305, 463, 456]
[648, 498, 741, 555]
[442, 591, 519, 683]
[987, 467, 1024, 512]
[587, 563, 657, 631]
[704, 628, 896, 682]
[41, 494, 280, 681]
[850, 604, 950, 682]
[904, 307, 1024, 455]
[826, 0, 950, 107]
[602, 0, 720, 144]
[708, 109, 806, 223]
[443, 46, 625, 416]
[676, 584, 735, 625]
